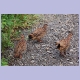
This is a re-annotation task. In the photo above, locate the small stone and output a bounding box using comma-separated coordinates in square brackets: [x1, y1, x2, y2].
[50, 28, 54, 30]
[69, 62, 73, 64]
[31, 60, 35, 63]
[69, 28, 73, 31]
[59, 62, 63, 66]
[46, 47, 49, 51]
[47, 51, 51, 53]
[31, 56, 35, 59]
[67, 59, 69, 61]
[61, 28, 65, 31]
[73, 48, 76, 50]
[70, 49, 73, 52]
[31, 54, 34, 56]
[44, 59, 47, 61]
[46, 44, 51, 47]
[35, 44, 40, 49]
[42, 45, 46, 47]
[77, 60, 79, 63]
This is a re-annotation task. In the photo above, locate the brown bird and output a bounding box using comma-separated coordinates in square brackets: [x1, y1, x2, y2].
[55, 31, 73, 57]
[14, 34, 27, 59]
[28, 24, 48, 42]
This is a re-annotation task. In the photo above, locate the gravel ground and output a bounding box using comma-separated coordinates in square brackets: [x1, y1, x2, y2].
[8, 14, 79, 66]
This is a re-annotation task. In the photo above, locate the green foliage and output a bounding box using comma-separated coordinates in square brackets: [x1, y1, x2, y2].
[1, 14, 39, 65]
[1, 58, 8, 66]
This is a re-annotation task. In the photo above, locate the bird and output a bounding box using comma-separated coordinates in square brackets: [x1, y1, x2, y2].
[14, 34, 27, 59]
[28, 24, 48, 42]
[55, 31, 73, 57]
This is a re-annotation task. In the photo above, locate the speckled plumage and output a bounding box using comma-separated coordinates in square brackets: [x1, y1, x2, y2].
[56, 31, 73, 57]
[28, 24, 48, 42]
[14, 34, 27, 58]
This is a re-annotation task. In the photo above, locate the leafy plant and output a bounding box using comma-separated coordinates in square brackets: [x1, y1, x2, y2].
[1, 58, 8, 66]
[1, 14, 39, 66]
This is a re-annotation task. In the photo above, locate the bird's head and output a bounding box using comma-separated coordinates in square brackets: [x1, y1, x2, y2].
[43, 24, 48, 30]
[54, 41, 60, 49]
[28, 33, 34, 40]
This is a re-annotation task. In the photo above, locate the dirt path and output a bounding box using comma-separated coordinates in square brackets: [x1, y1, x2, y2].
[8, 14, 79, 66]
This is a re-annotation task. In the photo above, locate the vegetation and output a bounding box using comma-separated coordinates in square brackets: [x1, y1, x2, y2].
[1, 58, 8, 66]
[1, 14, 39, 66]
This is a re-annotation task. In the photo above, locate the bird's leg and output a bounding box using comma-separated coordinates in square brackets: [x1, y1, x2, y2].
[37, 39, 42, 42]
[60, 51, 66, 57]
[64, 50, 66, 55]
[19, 54, 22, 59]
